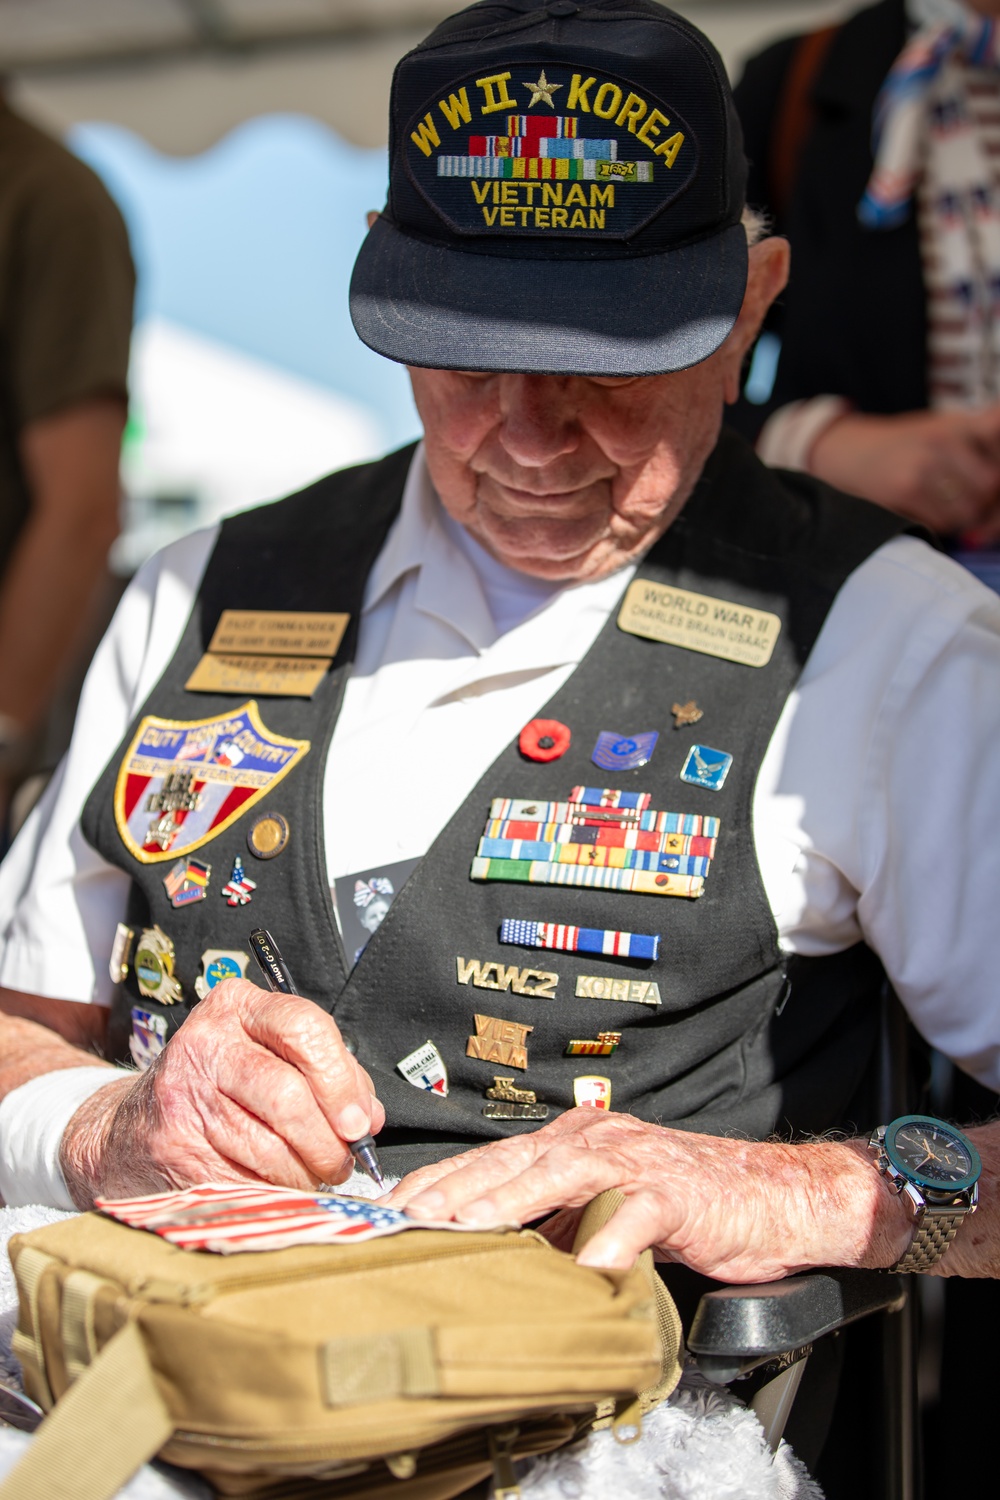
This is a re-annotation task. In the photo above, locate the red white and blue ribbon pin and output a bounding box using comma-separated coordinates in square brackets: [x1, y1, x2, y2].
[500, 918, 659, 961]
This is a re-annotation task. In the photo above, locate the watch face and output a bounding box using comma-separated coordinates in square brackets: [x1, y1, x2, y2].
[885, 1115, 982, 1194]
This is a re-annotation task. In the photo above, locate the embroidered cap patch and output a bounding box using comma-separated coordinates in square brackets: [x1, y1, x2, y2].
[114, 701, 310, 864]
[406, 64, 696, 240]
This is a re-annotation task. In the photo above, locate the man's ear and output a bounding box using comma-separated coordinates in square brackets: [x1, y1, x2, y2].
[719, 236, 790, 405]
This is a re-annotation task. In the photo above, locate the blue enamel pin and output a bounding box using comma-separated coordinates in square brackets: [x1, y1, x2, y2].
[591, 730, 659, 772]
[679, 744, 733, 792]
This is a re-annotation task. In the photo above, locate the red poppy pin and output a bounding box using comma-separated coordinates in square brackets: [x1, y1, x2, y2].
[518, 718, 572, 762]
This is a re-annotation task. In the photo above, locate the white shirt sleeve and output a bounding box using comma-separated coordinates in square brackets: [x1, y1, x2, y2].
[755, 535, 1000, 1090]
[756, 396, 852, 471]
[0, 526, 219, 1007]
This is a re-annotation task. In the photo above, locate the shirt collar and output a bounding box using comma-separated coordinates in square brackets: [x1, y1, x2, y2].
[361, 443, 639, 666]
[362, 445, 523, 654]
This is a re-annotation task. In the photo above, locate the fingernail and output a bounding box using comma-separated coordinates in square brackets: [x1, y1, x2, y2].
[406, 1189, 445, 1218]
[578, 1247, 628, 1270]
[456, 1197, 496, 1224]
[338, 1104, 369, 1140]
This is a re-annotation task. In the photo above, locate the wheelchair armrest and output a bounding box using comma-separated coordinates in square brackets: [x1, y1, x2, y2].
[687, 1268, 907, 1385]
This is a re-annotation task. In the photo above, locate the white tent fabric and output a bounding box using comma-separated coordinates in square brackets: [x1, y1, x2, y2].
[2, 1, 855, 154]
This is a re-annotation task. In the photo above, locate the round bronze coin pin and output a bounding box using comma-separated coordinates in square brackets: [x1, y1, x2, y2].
[247, 811, 290, 860]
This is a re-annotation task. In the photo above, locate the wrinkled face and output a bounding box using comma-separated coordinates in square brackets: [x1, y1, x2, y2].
[406, 237, 788, 583]
[408, 361, 726, 583]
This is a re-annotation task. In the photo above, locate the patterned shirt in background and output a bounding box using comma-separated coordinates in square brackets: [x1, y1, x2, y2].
[919, 64, 1000, 408]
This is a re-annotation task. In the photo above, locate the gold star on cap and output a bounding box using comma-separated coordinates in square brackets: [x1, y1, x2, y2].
[524, 70, 561, 108]
[672, 700, 704, 729]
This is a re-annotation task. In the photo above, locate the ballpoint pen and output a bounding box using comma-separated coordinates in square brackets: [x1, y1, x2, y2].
[248, 926, 386, 1191]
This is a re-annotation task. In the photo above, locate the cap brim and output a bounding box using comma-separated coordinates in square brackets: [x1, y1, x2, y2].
[350, 215, 748, 377]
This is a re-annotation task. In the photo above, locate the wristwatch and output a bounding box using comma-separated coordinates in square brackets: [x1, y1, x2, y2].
[868, 1114, 981, 1273]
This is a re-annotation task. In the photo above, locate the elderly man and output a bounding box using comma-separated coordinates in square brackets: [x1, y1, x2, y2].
[0, 0, 998, 1299]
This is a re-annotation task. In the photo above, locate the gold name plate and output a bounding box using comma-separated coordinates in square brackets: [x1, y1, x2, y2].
[186, 654, 332, 698]
[187, 610, 351, 698]
[207, 610, 350, 658]
[618, 580, 781, 669]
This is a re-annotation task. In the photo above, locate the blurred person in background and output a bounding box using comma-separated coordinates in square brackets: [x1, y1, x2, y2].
[0, 87, 134, 833]
[733, 0, 1000, 545]
[733, 7, 1000, 1482]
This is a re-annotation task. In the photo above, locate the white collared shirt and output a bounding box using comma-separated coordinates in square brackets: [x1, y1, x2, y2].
[1, 447, 1000, 1087]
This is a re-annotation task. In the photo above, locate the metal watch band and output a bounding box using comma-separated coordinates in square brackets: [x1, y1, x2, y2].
[891, 1210, 967, 1273]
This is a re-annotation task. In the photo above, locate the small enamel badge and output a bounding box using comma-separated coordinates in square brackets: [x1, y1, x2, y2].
[671, 700, 703, 729]
[574, 1075, 612, 1110]
[397, 1040, 449, 1096]
[129, 1006, 168, 1071]
[247, 811, 290, 860]
[591, 731, 659, 772]
[566, 1031, 622, 1057]
[221, 856, 257, 907]
[679, 744, 733, 792]
[194, 949, 251, 1001]
[483, 1076, 548, 1120]
[163, 857, 211, 908]
[519, 719, 571, 762]
[109, 923, 134, 985]
[134, 926, 183, 1006]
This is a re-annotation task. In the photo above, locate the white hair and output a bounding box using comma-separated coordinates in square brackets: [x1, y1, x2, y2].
[741, 204, 770, 246]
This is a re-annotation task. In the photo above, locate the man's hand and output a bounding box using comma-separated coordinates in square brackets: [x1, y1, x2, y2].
[60, 979, 384, 1207]
[808, 405, 1000, 538]
[388, 1110, 913, 1281]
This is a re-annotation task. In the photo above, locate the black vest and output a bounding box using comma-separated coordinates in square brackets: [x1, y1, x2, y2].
[83, 432, 905, 1174]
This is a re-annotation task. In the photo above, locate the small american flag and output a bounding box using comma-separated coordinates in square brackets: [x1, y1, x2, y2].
[96, 1183, 501, 1254]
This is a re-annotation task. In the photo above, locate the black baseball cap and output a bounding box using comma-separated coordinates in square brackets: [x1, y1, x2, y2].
[350, 0, 748, 377]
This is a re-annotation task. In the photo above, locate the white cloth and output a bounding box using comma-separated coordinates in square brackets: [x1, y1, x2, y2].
[755, 398, 852, 472]
[0, 1067, 129, 1211]
[1, 448, 999, 1088]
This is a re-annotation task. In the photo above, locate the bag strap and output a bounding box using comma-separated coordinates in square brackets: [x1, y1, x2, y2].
[768, 24, 840, 220]
[0, 1320, 173, 1500]
[573, 1190, 683, 1427]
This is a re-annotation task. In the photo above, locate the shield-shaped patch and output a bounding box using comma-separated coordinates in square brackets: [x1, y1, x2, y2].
[114, 700, 310, 864]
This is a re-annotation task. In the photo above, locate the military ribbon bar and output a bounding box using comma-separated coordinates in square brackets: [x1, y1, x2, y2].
[484, 820, 716, 857]
[477, 838, 710, 877]
[471, 856, 703, 897]
[568, 787, 652, 811]
[499, 919, 660, 962]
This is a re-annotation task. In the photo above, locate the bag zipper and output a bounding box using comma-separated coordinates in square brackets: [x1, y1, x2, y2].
[169, 1407, 589, 1464]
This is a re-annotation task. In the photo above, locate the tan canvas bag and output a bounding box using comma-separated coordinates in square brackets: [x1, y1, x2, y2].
[0, 1192, 681, 1500]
